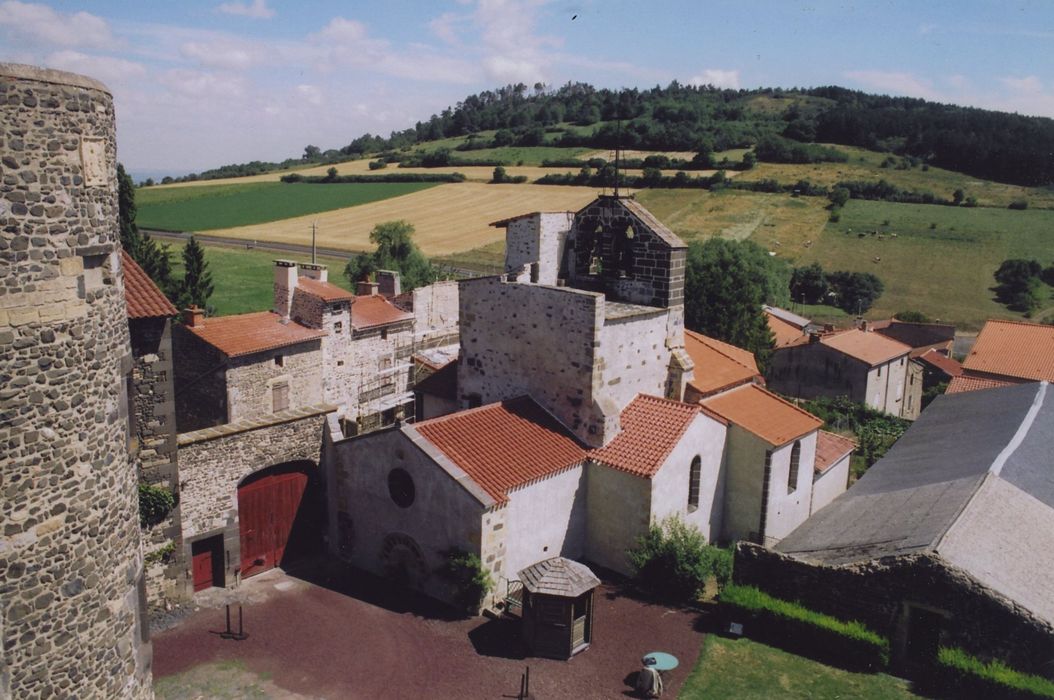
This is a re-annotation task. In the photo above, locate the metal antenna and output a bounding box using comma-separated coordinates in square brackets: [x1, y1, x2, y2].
[614, 112, 621, 198]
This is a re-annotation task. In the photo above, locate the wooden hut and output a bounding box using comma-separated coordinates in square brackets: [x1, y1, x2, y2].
[519, 557, 600, 659]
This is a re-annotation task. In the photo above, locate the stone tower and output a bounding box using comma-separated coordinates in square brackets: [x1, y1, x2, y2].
[0, 64, 153, 698]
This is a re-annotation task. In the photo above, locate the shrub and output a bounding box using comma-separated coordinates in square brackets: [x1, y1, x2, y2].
[894, 310, 931, 323]
[720, 584, 889, 670]
[627, 514, 731, 602]
[368, 160, 386, 170]
[933, 647, 1054, 699]
[1009, 199, 1029, 210]
[138, 483, 175, 527]
[491, 165, 507, 183]
[436, 548, 493, 613]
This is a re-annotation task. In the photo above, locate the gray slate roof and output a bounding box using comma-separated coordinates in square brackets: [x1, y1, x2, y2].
[776, 381, 1054, 625]
[519, 557, 600, 598]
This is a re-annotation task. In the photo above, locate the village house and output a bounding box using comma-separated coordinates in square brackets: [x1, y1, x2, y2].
[947, 319, 1054, 394]
[734, 381, 1054, 679]
[764, 305, 813, 347]
[767, 327, 922, 419]
[866, 317, 956, 357]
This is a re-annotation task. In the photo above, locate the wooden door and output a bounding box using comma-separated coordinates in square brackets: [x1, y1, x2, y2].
[191, 538, 217, 592]
[238, 469, 308, 579]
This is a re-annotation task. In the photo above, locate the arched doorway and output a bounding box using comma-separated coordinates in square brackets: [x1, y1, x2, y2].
[237, 460, 320, 579]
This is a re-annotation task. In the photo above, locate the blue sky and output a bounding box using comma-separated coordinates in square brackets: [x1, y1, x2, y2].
[2, 0, 1052, 174]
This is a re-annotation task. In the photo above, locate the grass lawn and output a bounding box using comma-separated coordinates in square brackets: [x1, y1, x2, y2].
[680, 636, 921, 699]
[137, 182, 437, 231]
[450, 145, 591, 165]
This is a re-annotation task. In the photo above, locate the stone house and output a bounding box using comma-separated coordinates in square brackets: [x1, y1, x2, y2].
[947, 319, 1054, 394]
[735, 382, 1054, 678]
[764, 305, 812, 348]
[767, 328, 922, 419]
[867, 317, 955, 357]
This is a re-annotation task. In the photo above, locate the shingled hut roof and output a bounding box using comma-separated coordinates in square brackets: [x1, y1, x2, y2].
[519, 557, 600, 598]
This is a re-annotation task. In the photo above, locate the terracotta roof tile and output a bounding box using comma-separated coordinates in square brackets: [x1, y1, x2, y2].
[946, 375, 1022, 394]
[684, 330, 761, 396]
[591, 395, 702, 478]
[815, 431, 856, 474]
[296, 277, 355, 303]
[121, 251, 177, 319]
[702, 384, 822, 446]
[185, 311, 325, 358]
[414, 397, 586, 503]
[820, 329, 911, 366]
[352, 294, 413, 330]
[766, 311, 808, 348]
[961, 320, 1054, 382]
[915, 349, 963, 377]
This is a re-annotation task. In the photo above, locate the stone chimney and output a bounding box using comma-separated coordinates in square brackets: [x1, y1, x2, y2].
[376, 270, 401, 297]
[274, 259, 298, 318]
[357, 280, 379, 296]
[300, 263, 328, 282]
[183, 306, 205, 328]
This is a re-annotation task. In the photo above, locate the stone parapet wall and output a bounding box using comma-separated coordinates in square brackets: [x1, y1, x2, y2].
[0, 63, 152, 699]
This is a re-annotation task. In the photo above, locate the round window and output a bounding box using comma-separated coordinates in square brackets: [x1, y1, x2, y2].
[388, 468, 415, 508]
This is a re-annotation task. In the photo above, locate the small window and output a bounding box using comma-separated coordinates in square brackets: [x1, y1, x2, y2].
[337, 360, 345, 367]
[274, 355, 284, 368]
[272, 382, 289, 412]
[388, 468, 415, 508]
[381, 328, 389, 340]
[877, 365, 882, 378]
[787, 440, 801, 494]
[467, 393, 482, 409]
[687, 455, 701, 512]
[334, 321, 343, 333]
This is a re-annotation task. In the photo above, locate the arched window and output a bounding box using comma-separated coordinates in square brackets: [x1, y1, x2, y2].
[787, 440, 801, 494]
[687, 456, 701, 512]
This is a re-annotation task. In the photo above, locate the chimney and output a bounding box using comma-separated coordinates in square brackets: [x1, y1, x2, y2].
[357, 280, 379, 296]
[182, 306, 205, 328]
[274, 259, 298, 318]
[808, 330, 822, 344]
[299, 263, 328, 283]
[376, 270, 401, 297]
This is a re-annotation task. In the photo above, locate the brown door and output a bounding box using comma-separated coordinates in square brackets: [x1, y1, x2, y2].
[238, 469, 308, 579]
[191, 538, 220, 592]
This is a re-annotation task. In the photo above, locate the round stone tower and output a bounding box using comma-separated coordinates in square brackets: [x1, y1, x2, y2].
[0, 64, 153, 698]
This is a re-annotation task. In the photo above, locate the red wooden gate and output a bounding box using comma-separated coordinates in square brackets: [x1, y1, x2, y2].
[238, 469, 308, 579]
[191, 538, 219, 592]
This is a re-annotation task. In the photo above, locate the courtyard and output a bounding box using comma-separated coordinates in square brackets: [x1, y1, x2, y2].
[152, 562, 707, 699]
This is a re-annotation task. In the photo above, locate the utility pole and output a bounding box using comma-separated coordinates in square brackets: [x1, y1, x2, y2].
[311, 221, 317, 264]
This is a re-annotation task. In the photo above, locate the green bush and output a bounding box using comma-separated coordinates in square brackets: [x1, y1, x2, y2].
[282, 172, 465, 184]
[436, 548, 493, 613]
[935, 647, 1054, 699]
[796, 395, 908, 468]
[627, 515, 731, 602]
[138, 483, 175, 527]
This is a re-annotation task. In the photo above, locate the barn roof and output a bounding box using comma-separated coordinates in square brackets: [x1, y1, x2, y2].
[519, 557, 600, 598]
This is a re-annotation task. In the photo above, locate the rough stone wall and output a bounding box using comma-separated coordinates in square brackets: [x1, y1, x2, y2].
[177, 407, 329, 587]
[768, 342, 868, 405]
[410, 280, 460, 350]
[0, 64, 152, 699]
[502, 213, 573, 286]
[129, 316, 184, 612]
[597, 310, 673, 410]
[172, 325, 228, 431]
[458, 275, 619, 446]
[864, 355, 910, 417]
[289, 289, 355, 411]
[904, 360, 923, 419]
[352, 320, 414, 426]
[734, 544, 1054, 676]
[227, 341, 323, 422]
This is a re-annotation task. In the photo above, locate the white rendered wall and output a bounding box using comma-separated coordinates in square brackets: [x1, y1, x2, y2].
[762, 431, 817, 544]
[649, 413, 728, 542]
[503, 465, 587, 578]
[585, 464, 652, 575]
[811, 454, 850, 515]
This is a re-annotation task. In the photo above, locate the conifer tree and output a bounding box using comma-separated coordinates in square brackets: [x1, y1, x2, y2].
[177, 236, 214, 312]
[117, 163, 177, 299]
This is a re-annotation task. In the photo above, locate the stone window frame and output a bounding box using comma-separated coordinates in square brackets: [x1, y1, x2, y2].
[687, 455, 702, 512]
[787, 440, 802, 494]
[334, 321, 343, 334]
[271, 380, 290, 412]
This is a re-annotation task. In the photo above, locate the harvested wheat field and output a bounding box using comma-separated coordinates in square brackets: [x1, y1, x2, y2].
[202, 183, 602, 255]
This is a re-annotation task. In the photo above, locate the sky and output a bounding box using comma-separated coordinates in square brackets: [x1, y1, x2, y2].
[3, 0, 1053, 176]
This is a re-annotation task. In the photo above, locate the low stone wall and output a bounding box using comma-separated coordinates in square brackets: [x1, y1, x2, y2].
[734, 543, 1054, 677]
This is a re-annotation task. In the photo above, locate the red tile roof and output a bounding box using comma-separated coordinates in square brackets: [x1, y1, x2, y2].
[915, 349, 963, 378]
[591, 395, 703, 478]
[121, 251, 177, 319]
[296, 277, 355, 303]
[184, 311, 325, 358]
[413, 397, 586, 503]
[766, 311, 808, 348]
[352, 294, 413, 330]
[684, 330, 761, 397]
[702, 384, 822, 446]
[961, 320, 1054, 382]
[945, 374, 1021, 394]
[820, 329, 911, 366]
[815, 431, 855, 474]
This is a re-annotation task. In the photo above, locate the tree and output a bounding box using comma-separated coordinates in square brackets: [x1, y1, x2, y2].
[344, 220, 437, 292]
[952, 188, 965, 205]
[828, 271, 884, 314]
[894, 310, 931, 323]
[627, 515, 731, 602]
[993, 258, 1044, 312]
[117, 163, 177, 299]
[177, 236, 214, 311]
[303, 144, 321, 160]
[790, 263, 830, 305]
[828, 186, 851, 209]
[491, 165, 507, 183]
[684, 238, 779, 370]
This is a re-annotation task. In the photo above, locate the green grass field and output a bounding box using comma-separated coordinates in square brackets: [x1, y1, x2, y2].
[450, 145, 591, 165]
[137, 182, 437, 231]
[680, 636, 921, 699]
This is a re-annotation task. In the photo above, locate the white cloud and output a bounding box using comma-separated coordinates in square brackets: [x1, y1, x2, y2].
[180, 39, 266, 70]
[843, 70, 939, 100]
[429, 12, 463, 45]
[43, 51, 146, 85]
[0, 1, 114, 49]
[1001, 75, 1043, 93]
[159, 69, 247, 100]
[216, 0, 275, 20]
[483, 55, 544, 84]
[688, 69, 741, 90]
[316, 17, 369, 44]
[296, 84, 323, 107]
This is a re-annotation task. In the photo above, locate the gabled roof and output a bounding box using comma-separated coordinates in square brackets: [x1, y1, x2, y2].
[121, 251, 177, 319]
[814, 431, 856, 475]
[702, 384, 822, 447]
[962, 319, 1054, 382]
[296, 277, 355, 303]
[352, 294, 413, 330]
[915, 349, 963, 378]
[684, 330, 761, 396]
[764, 305, 811, 329]
[412, 397, 587, 504]
[765, 308, 809, 348]
[873, 319, 955, 354]
[590, 395, 703, 478]
[183, 311, 325, 358]
[820, 329, 911, 366]
[618, 197, 687, 248]
[519, 557, 600, 598]
[946, 374, 1020, 394]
